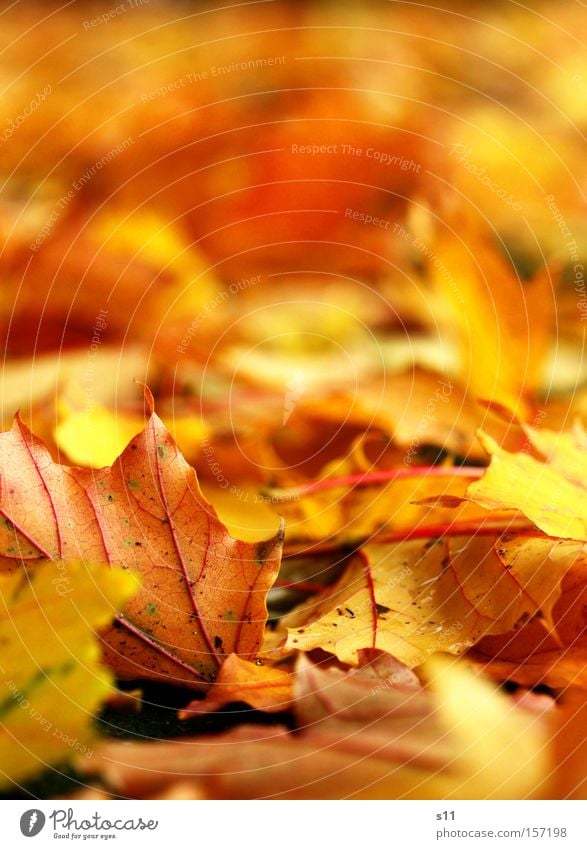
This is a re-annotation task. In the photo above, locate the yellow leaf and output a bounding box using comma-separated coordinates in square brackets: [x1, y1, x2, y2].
[0, 562, 137, 788]
[468, 427, 587, 541]
[200, 483, 281, 543]
[55, 403, 146, 469]
[284, 536, 579, 667]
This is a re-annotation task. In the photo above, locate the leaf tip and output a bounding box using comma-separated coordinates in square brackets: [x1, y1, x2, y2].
[133, 380, 155, 416]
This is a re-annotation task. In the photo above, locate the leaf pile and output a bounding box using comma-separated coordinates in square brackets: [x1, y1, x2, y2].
[1, 0, 587, 801]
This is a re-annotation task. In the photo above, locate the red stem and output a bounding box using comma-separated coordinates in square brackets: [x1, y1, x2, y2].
[269, 464, 485, 502]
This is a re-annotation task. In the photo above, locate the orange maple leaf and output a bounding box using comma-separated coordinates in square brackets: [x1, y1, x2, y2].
[0, 390, 284, 688]
[180, 653, 293, 717]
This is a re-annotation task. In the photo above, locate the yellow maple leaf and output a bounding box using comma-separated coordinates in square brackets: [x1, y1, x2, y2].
[284, 536, 580, 668]
[467, 426, 587, 541]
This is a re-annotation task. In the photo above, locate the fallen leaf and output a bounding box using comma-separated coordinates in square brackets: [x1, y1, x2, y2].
[0, 561, 137, 788]
[180, 654, 292, 717]
[54, 390, 208, 469]
[470, 556, 587, 689]
[465, 425, 587, 541]
[0, 390, 284, 688]
[272, 464, 495, 545]
[82, 653, 550, 799]
[198, 483, 282, 544]
[283, 535, 579, 668]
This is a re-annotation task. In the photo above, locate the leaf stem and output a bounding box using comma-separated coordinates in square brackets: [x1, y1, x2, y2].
[268, 464, 485, 502]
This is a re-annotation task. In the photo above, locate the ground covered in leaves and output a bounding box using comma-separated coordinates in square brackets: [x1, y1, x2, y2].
[1, 0, 587, 800]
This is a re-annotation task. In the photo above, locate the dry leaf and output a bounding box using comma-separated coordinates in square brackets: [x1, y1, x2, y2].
[471, 557, 587, 689]
[466, 426, 587, 541]
[283, 536, 579, 668]
[0, 390, 284, 688]
[180, 654, 292, 717]
[82, 653, 549, 799]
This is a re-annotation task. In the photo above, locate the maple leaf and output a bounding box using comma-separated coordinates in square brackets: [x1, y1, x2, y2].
[0, 561, 136, 788]
[282, 535, 579, 668]
[0, 390, 284, 688]
[180, 654, 292, 717]
[470, 556, 587, 689]
[464, 425, 587, 541]
[81, 653, 550, 800]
